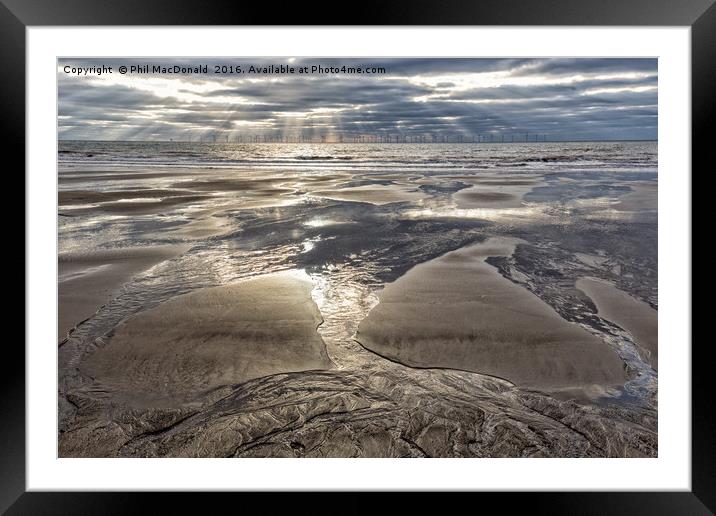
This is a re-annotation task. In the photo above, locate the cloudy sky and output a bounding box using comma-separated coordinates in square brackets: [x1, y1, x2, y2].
[58, 58, 657, 142]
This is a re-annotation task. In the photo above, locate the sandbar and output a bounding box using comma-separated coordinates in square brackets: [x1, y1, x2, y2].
[356, 238, 628, 393]
[313, 184, 426, 205]
[453, 182, 535, 209]
[577, 277, 657, 369]
[80, 272, 333, 406]
[58, 245, 190, 342]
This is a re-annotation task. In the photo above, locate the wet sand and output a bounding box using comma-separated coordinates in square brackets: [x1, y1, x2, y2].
[57, 142, 658, 458]
[313, 185, 427, 205]
[57, 169, 310, 341]
[614, 182, 658, 212]
[445, 174, 542, 186]
[357, 237, 628, 393]
[59, 188, 197, 204]
[453, 178, 540, 209]
[59, 171, 305, 217]
[456, 191, 516, 203]
[577, 277, 658, 369]
[58, 245, 189, 342]
[80, 272, 333, 406]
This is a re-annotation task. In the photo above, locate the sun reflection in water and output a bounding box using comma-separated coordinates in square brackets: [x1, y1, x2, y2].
[402, 204, 552, 222]
[307, 266, 380, 368]
[303, 217, 350, 228]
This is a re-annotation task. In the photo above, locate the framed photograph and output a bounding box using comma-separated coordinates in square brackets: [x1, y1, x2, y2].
[7, 0, 711, 512]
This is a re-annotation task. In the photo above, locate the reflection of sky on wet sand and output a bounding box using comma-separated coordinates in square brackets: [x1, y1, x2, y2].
[58, 142, 657, 324]
[402, 204, 552, 223]
[59, 143, 657, 283]
[303, 218, 352, 228]
[57, 140, 660, 460]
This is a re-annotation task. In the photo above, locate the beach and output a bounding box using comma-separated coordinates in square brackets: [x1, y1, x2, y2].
[80, 273, 333, 407]
[58, 245, 189, 341]
[356, 237, 628, 395]
[58, 141, 658, 457]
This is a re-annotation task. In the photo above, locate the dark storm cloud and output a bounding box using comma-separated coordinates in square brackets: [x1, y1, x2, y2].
[59, 81, 173, 110]
[57, 58, 657, 141]
[202, 77, 432, 101]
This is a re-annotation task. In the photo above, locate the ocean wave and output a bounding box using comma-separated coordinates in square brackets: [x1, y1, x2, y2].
[57, 142, 657, 174]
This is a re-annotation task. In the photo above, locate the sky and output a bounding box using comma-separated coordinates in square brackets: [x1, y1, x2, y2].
[57, 58, 657, 142]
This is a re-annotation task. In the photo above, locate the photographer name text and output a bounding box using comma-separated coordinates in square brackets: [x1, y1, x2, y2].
[62, 64, 387, 77]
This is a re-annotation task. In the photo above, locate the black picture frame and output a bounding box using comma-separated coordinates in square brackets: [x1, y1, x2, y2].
[5, 0, 711, 513]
